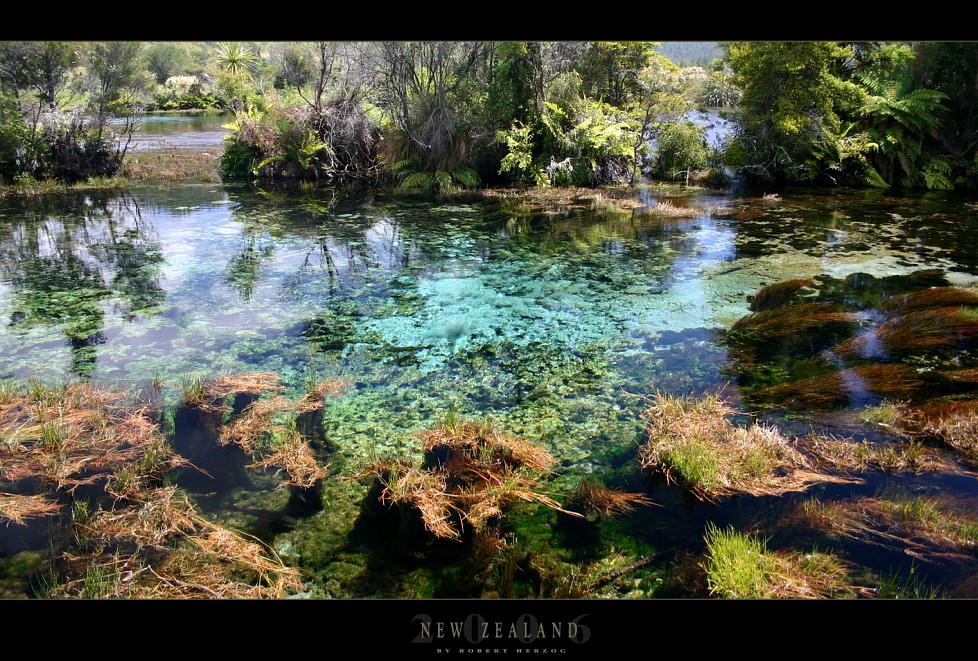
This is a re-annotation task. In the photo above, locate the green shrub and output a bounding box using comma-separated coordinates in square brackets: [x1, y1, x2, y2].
[0, 93, 31, 181]
[653, 120, 709, 181]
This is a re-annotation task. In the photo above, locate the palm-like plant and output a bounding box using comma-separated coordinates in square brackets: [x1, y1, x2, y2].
[210, 42, 260, 76]
[857, 73, 947, 188]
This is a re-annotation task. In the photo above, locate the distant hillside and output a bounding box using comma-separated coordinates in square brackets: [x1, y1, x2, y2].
[656, 42, 722, 67]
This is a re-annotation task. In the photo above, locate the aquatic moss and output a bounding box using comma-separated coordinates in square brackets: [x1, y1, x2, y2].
[728, 302, 858, 349]
[753, 364, 927, 410]
[749, 278, 816, 312]
[879, 286, 978, 313]
[832, 306, 978, 361]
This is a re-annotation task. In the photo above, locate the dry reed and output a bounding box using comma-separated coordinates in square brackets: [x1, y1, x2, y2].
[358, 418, 582, 540]
[569, 478, 655, 518]
[1, 377, 306, 599]
[640, 390, 860, 501]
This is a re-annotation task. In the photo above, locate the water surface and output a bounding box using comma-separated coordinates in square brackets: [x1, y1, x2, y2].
[1, 179, 976, 597]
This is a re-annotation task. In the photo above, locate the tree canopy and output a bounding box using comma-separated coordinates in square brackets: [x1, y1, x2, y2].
[0, 40, 974, 192]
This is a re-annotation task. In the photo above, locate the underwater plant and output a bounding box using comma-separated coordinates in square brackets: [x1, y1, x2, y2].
[748, 278, 816, 312]
[727, 302, 858, 351]
[783, 487, 978, 591]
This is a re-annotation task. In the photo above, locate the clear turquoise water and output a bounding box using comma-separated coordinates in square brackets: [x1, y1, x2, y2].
[1, 181, 976, 597]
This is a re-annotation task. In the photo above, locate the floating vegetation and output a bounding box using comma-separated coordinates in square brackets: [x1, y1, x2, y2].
[0, 381, 184, 496]
[800, 433, 953, 475]
[785, 488, 978, 579]
[182, 371, 343, 489]
[0, 493, 61, 525]
[901, 400, 978, 459]
[55, 485, 301, 598]
[727, 278, 978, 441]
[640, 200, 701, 218]
[355, 416, 581, 542]
[566, 478, 656, 520]
[196, 371, 285, 408]
[0, 176, 127, 199]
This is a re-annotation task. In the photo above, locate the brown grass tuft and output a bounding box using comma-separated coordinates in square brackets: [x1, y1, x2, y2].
[0, 382, 183, 493]
[568, 478, 655, 518]
[1, 377, 306, 599]
[640, 390, 861, 501]
[357, 417, 581, 540]
[788, 490, 978, 570]
[216, 379, 346, 489]
[0, 492, 62, 524]
[123, 150, 222, 183]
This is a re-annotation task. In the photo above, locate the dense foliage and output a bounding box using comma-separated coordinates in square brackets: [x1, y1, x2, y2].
[723, 41, 975, 189]
[0, 40, 975, 192]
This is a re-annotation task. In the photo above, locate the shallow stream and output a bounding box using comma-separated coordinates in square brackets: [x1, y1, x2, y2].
[1, 169, 976, 598]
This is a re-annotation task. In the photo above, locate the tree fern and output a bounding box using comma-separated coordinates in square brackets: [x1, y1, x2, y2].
[857, 72, 947, 188]
[921, 157, 953, 190]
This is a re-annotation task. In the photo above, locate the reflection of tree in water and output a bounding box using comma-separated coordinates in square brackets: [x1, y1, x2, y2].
[0, 191, 165, 377]
[224, 224, 275, 302]
[223, 194, 400, 304]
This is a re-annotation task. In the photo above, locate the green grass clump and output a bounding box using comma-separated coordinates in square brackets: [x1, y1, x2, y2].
[639, 391, 820, 501]
[702, 523, 853, 599]
[703, 523, 773, 598]
[178, 372, 208, 406]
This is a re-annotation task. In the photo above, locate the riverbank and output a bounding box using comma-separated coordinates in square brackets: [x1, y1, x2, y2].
[123, 148, 223, 183]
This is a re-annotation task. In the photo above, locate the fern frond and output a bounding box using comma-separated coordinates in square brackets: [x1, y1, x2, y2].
[254, 155, 283, 176]
[453, 168, 480, 190]
[400, 171, 433, 190]
[392, 158, 417, 174]
[434, 169, 453, 193]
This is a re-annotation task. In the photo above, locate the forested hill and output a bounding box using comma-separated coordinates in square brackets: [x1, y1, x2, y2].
[656, 42, 720, 67]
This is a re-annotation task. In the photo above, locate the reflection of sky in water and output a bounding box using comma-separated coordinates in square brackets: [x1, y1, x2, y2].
[0, 185, 975, 401]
